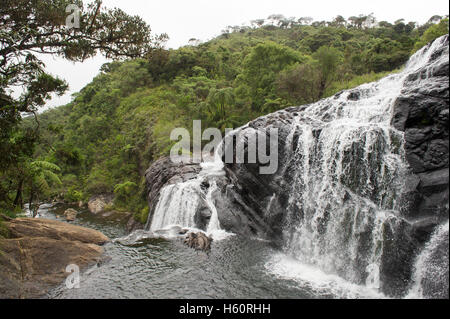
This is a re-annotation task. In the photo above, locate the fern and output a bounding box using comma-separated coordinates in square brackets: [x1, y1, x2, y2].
[30, 161, 61, 172]
[43, 170, 62, 186]
[28, 160, 62, 196]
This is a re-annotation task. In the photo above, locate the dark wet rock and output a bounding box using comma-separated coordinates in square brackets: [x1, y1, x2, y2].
[183, 232, 212, 251]
[393, 35, 449, 232]
[194, 203, 212, 230]
[126, 215, 144, 233]
[347, 91, 361, 101]
[379, 218, 418, 297]
[410, 216, 441, 243]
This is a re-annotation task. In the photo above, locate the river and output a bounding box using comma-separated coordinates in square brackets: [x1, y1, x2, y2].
[24, 203, 384, 299]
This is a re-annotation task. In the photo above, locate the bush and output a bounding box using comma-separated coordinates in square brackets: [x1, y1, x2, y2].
[135, 206, 149, 224]
[64, 186, 84, 202]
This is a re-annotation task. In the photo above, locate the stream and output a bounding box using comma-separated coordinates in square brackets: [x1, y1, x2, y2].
[23, 203, 385, 299]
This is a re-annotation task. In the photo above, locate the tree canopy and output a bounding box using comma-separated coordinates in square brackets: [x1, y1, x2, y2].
[0, 0, 166, 216]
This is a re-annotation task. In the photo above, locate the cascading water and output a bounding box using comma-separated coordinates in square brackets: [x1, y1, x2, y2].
[280, 69, 410, 285]
[406, 221, 449, 299]
[145, 35, 448, 297]
[273, 35, 448, 293]
[147, 152, 231, 239]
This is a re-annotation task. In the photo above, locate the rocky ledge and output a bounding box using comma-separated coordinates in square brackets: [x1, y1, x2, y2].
[0, 216, 109, 299]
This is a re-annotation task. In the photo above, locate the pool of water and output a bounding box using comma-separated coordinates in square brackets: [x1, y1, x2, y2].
[25, 204, 384, 299]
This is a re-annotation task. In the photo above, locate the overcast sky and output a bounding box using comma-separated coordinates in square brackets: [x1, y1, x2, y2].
[37, 0, 449, 110]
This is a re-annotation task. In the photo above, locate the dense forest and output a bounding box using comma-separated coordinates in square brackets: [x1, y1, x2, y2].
[1, 8, 449, 227]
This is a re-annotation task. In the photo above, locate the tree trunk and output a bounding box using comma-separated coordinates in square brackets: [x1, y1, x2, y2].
[13, 178, 24, 208]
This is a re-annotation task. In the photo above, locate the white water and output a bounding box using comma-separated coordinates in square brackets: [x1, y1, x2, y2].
[148, 152, 233, 240]
[146, 35, 448, 297]
[265, 253, 387, 299]
[272, 35, 449, 293]
[406, 221, 449, 299]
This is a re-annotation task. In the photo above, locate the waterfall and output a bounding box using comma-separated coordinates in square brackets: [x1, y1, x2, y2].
[149, 180, 201, 231]
[279, 35, 449, 288]
[406, 221, 449, 299]
[146, 35, 448, 295]
[147, 152, 231, 239]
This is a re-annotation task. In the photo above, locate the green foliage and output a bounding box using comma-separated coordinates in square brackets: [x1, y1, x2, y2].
[136, 206, 150, 225]
[114, 181, 138, 202]
[11, 13, 448, 217]
[64, 187, 84, 203]
[413, 19, 449, 52]
[0, 0, 166, 214]
[240, 42, 306, 110]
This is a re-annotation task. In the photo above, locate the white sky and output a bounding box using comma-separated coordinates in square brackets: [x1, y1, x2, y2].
[35, 0, 449, 110]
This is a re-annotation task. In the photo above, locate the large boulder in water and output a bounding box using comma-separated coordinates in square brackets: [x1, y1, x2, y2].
[64, 208, 78, 221]
[183, 232, 213, 251]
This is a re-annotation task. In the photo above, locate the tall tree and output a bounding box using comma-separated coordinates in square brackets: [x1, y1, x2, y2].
[0, 0, 167, 213]
[313, 46, 343, 97]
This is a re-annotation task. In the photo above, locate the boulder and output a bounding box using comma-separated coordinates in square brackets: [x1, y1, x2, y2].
[126, 215, 144, 233]
[0, 218, 109, 299]
[183, 232, 213, 251]
[64, 208, 78, 221]
[5, 218, 108, 245]
[87, 194, 114, 214]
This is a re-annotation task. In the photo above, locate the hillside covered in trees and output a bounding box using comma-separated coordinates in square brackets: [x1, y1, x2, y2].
[3, 13, 449, 225]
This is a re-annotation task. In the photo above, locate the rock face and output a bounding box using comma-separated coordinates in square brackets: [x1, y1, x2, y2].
[0, 218, 109, 299]
[87, 194, 114, 214]
[126, 215, 144, 233]
[392, 37, 449, 223]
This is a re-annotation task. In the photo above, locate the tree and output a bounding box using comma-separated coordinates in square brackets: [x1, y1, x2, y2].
[206, 88, 235, 129]
[0, 0, 167, 213]
[313, 46, 343, 97]
[26, 160, 62, 216]
[331, 15, 347, 27]
[241, 42, 305, 110]
[413, 18, 449, 52]
[348, 15, 367, 29]
[267, 14, 285, 26]
[251, 19, 265, 28]
[277, 62, 322, 104]
[298, 17, 313, 26]
[428, 15, 443, 24]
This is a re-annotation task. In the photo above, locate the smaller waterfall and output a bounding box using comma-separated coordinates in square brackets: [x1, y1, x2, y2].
[148, 153, 232, 239]
[149, 181, 201, 231]
[406, 221, 449, 299]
